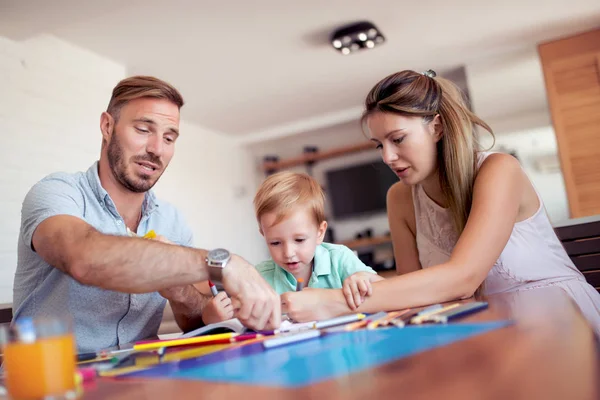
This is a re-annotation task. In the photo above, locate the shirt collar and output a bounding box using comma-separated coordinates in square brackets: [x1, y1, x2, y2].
[85, 161, 159, 215]
[274, 264, 296, 292]
[312, 244, 332, 277]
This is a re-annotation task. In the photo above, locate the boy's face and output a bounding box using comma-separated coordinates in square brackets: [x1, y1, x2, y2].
[260, 205, 327, 280]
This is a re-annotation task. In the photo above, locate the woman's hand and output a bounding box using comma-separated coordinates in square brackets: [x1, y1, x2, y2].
[281, 288, 350, 322]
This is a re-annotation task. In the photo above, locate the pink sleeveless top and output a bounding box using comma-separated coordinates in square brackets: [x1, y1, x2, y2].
[412, 152, 600, 333]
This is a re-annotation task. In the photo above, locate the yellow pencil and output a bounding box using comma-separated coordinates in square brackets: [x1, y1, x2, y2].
[133, 332, 237, 351]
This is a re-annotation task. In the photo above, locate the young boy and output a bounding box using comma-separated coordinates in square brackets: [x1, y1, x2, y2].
[194, 171, 383, 325]
[253, 171, 383, 307]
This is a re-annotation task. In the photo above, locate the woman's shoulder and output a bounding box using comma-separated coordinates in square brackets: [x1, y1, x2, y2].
[386, 181, 416, 229]
[387, 181, 413, 205]
[477, 152, 521, 171]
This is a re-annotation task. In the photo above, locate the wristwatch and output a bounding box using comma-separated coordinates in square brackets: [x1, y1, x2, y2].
[205, 248, 231, 284]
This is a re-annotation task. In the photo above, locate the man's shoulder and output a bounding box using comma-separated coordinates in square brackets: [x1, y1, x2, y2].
[25, 170, 89, 203]
[37, 170, 87, 189]
[149, 197, 193, 246]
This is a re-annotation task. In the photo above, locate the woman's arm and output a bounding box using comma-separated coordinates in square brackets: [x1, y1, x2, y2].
[386, 182, 421, 275]
[356, 153, 526, 311]
[284, 154, 531, 321]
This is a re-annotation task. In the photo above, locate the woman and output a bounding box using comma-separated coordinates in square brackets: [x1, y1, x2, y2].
[281, 69, 600, 333]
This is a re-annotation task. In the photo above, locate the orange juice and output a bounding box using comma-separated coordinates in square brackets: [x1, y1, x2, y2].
[3, 334, 76, 399]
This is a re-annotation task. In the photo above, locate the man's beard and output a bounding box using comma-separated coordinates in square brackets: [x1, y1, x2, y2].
[106, 130, 164, 193]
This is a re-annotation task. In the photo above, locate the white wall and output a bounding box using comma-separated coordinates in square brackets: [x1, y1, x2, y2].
[466, 47, 570, 222]
[247, 121, 392, 244]
[0, 34, 126, 304]
[0, 34, 266, 304]
[479, 126, 569, 224]
[152, 120, 267, 263]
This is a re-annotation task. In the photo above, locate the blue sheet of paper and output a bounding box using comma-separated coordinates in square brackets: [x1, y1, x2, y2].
[124, 322, 510, 387]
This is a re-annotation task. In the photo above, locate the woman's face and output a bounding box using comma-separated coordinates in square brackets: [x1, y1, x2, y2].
[367, 112, 442, 186]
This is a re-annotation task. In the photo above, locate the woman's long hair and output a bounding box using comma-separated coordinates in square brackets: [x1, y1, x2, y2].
[361, 70, 495, 234]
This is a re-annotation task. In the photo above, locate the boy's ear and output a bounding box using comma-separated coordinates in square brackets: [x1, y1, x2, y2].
[316, 221, 328, 245]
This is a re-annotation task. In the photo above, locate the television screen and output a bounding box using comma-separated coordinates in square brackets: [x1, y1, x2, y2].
[326, 160, 398, 219]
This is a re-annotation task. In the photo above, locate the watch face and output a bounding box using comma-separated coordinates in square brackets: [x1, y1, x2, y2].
[210, 248, 230, 262]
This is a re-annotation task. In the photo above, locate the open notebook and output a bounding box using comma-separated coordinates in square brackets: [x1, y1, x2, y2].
[177, 318, 315, 339]
[179, 318, 247, 338]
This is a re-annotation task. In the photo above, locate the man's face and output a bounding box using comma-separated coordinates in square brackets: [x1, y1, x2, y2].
[104, 98, 180, 193]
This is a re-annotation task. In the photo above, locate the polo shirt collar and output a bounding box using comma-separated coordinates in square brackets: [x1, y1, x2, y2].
[312, 244, 332, 277]
[85, 161, 159, 216]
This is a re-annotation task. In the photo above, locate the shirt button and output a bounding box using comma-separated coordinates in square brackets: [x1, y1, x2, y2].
[116, 220, 122, 225]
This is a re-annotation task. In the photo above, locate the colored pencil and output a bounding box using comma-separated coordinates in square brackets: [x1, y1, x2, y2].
[263, 330, 321, 349]
[411, 303, 461, 325]
[133, 332, 238, 351]
[208, 280, 219, 297]
[428, 302, 489, 324]
[390, 309, 422, 328]
[314, 313, 366, 329]
[374, 309, 412, 328]
[345, 311, 387, 331]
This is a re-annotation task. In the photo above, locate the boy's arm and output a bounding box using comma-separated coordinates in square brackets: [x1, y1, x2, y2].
[339, 247, 384, 309]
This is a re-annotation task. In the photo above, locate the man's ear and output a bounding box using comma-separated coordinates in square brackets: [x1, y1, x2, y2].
[430, 114, 443, 142]
[100, 112, 115, 144]
[316, 221, 328, 245]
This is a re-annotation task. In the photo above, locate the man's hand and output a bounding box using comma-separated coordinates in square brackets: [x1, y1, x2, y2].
[222, 255, 281, 331]
[201, 292, 234, 325]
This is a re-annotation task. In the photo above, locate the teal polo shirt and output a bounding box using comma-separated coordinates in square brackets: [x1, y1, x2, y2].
[255, 242, 376, 295]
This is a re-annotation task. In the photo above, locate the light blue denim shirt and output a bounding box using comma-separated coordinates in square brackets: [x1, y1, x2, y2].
[13, 162, 193, 352]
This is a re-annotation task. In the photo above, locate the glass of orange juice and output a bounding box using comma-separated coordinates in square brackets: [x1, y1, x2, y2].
[0, 316, 76, 399]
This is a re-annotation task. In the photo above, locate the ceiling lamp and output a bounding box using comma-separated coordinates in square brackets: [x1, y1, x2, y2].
[330, 21, 385, 55]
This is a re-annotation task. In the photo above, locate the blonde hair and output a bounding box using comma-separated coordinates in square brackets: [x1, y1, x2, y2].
[107, 76, 184, 121]
[254, 171, 326, 228]
[361, 70, 494, 234]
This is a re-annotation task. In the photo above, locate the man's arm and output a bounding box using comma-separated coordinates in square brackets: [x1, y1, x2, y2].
[33, 215, 281, 330]
[161, 285, 210, 332]
[32, 215, 210, 292]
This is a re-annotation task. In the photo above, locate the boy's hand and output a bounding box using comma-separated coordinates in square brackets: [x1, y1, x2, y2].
[343, 272, 379, 310]
[201, 292, 234, 325]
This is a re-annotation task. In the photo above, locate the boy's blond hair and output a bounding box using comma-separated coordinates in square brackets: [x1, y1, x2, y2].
[254, 171, 326, 228]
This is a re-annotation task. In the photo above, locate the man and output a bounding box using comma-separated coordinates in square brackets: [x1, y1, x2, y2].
[13, 76, 280, 352]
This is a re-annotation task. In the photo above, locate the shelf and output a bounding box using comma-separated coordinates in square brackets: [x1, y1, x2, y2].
[340, 234, 392, 250]
[262, 142, 375, 172]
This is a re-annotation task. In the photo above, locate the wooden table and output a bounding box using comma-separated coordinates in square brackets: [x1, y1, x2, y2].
[4, 287, 600, 399]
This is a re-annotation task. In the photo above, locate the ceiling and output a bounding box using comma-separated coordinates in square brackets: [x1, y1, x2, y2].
[2, 0, 600, 140]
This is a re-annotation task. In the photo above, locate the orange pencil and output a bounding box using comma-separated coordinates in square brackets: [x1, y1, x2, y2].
[379, 309, 412, 327]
